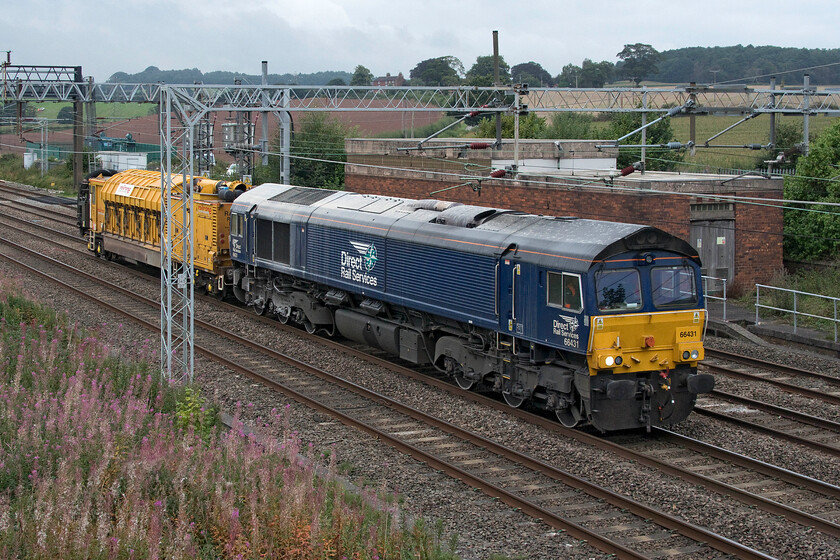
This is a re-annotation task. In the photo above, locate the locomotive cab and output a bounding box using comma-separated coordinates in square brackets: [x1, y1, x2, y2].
[579, 250, 714, 431]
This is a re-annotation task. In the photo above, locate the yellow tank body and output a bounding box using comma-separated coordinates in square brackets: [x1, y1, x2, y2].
[86, 169, 248, 292]
[587, 309, 705, 374]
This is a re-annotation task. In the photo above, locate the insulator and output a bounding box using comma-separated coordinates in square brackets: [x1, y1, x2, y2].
[489, 169, 506, 178]
[468, 103, 491, 118]
[470, 142, 491, 150]
[620, 165, 636, 176]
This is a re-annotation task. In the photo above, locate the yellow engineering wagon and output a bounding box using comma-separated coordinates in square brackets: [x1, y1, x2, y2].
[76, 169, 249, 297]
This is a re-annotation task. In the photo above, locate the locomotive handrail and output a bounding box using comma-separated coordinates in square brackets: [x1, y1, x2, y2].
[702, 275, 727, 322]
[755, 283, 840, 342]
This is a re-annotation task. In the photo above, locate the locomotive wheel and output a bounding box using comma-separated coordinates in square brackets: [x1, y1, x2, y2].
[445, 357, 475, 390]
[503, 392, 525, 408]
[556, 406, 581, 428]
[253, 300, 267, 316]
[454, 374, 475, 391]
[304, 319, 317, 334]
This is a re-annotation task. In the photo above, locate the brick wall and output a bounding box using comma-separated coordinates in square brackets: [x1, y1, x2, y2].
[733, 189, 785, 290]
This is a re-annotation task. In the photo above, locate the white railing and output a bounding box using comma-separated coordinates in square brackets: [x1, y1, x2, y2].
[755, 284, 840, 342]
[702, 275, 728, 322]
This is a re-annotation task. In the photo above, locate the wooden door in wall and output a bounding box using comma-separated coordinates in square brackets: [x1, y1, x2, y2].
[690, 220, 734, 285]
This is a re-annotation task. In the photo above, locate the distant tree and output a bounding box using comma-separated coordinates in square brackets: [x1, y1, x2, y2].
[1, 102, 34, 119]
[327, 77, 347, 86]
[441, 56, 466, 79]
[409, 57, 461, 86]
[510, 62, 554, 87]
[783, 119, 840, 260]
[57, 106, 75, 125]
[270, 112, 356, 188]
[475, 113, 546, 139]
[556, 63, 582, 88]
[578, 59, 614, 88]
[466, 55, 511, 86]
[543, 113, 594, 140]
[350, 65, 374, 86]
[606, 110, 683, 170]
[756, 120, 805, 171]
[556, 60, 614, 88]
[616, 43, 660, 86]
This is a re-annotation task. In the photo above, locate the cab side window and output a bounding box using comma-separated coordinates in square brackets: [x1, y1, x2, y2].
[548, 272, 582, 312]
[230, 213, 242, 236]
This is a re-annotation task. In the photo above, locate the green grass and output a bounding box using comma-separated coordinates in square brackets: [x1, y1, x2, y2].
[26, 102, 156, 121]
[0, 153, 77, 194]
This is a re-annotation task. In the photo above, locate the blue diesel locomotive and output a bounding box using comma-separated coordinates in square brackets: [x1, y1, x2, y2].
[228, 183, 713, 432]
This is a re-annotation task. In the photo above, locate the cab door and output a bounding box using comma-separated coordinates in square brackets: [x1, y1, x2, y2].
[498, 256, 525, 337]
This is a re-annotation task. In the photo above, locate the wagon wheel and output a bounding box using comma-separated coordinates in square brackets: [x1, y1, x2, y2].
[503, 392, 526, 408]
[214, 284, 229, 301]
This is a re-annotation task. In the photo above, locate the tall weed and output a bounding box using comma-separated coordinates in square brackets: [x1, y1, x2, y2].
[0, 282, 459, 559]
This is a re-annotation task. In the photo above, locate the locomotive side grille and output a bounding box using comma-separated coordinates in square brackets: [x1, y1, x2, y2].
[388, 239, 496, 320]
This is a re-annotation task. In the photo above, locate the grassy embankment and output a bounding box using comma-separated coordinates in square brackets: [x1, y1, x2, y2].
[0, 280, 460, 559]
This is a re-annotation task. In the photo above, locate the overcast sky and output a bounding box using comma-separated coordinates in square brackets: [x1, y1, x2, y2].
[3, 1, 838, 82]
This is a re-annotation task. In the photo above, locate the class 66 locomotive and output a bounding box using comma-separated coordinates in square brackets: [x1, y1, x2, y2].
[76, 169, 250, 299]
[228, 183, 714, 433]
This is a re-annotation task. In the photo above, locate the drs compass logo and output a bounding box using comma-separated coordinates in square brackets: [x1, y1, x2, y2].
[351, 241, 378, 272]
[340, 241, 379, 286]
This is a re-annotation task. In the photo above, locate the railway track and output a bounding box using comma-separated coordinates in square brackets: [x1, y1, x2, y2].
[4, 184, 840, 556]
[703, 348, 840, 405]
[0, 182, 77, 220]
[0, 228, 775, 559]
[696, 392, 840, 457]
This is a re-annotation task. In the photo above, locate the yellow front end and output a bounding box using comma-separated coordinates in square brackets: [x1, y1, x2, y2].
[588, 309, 705, 375]
[581, 309, 708, 431]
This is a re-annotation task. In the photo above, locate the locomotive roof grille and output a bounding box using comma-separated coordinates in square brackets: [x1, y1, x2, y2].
[269, 186, 335, 206]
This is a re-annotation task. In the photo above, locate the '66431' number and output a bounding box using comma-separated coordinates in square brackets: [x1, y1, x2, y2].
[679, 330, 697, 339]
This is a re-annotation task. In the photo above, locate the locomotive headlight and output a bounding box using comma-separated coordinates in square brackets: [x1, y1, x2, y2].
[691, 349, 700, 360]
[682, 350, 690, 360]
[614, 356, 623, 365]
[605, 356, 615, 367]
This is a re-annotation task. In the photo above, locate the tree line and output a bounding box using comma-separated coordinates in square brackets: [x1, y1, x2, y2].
[108, 44, 840, 89]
